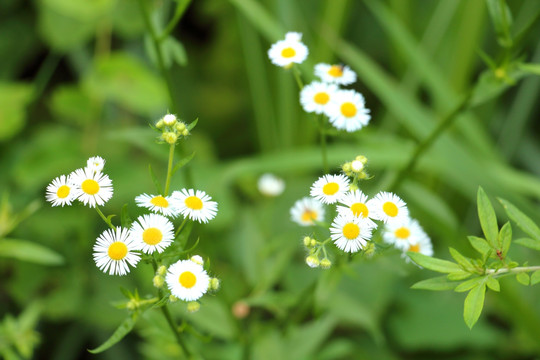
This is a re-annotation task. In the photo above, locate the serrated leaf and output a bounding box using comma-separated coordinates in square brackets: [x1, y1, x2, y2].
[531, 270, 540, 285]
[447, 270, 472, 281]
[477, 187, 498, 248]
[468, 236, 492, 257]
[407, 252, 461, 273]
[0, 238, 63, 265]
[455, 277, 486, 293]
[171, 152, 195, 176]
[499, 198, 540, 242]
[121, 204, 132, 228]
[464, 282, 486, 329]
[498, 221, 512, 257]
[514, 238, 540, 251]
[486, 277, 500, 292]
[449, 247, 474, 271]
[88, 312, 139, 353]
[148, 164, 163, 195]
[516, 272, 530, 286]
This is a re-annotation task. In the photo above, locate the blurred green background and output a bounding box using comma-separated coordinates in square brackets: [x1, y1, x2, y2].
[2, 0, 540, 359]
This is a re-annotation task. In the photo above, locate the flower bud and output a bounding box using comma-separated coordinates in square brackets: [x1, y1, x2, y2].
[305, 255, 320, 268]
[351, 160, 364, 173]
[342, 162, 352, 173]
[303, 236, 312, 247]
[157, 265, 167, 276]
[176, 122, 186, 133]
[156, 119, 165, 129]
[153, 275, 164, 288]
[190, 255, 204, 265]
[182, 129, 190, 137]
[310, 239, 317, 247]
[320, 258, 332, 269]
[209, 277, 220, 291]
[162, 132, 178, 144]
[187, 301, 200, 313]
[169, 295, 179, 303]
[163, 114, 177, 126]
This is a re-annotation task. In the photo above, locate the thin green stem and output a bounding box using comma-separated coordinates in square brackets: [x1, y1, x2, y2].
[318, 115, 329, 173]
[487, 265, 540, 276]
[175, 217, 189, 238]
[292, 65, 304, 89]
[159, 0, 192, 41]
[95, 206, 115, 230]
[164, 143, 176, 196]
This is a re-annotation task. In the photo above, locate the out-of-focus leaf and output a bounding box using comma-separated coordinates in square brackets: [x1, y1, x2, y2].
[516, 272, 530, 286]
[464, 282, 486, 329]
[145, 36, 188, 69]
[285, 316, 336, 360]
[0, 82, 33, 142]
[49, 85, 98, 126]
[88, 312, 139, 354]
[227, 0, 282, 41]
[407, 252, 461, 273]
[41, 0, 113, 20]
[411, 276, 459, 291]
[112, 0, 145, 38]
[477, 187, 498, 248]
[499, 198, 540, 242]
[148, 164, 164, 195]
[37, 6, 96, 51]
[0, 238, 63, 265]
[519, 63, 540, 76]
[486, 277, 500, 292]
[171, 152, 195, 176]
[531, 270, 540, 285]
[514, 238, 540, 251]
[183, 297, 238, 340]
[486, 0, 513, 48]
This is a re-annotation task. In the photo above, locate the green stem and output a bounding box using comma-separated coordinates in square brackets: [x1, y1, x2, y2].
[487, 265, 540, 276]
[318, 115, 329, 173]
[292, 65, 304, 89]
[175, 217, 189, 237]
[159, 0, 192, 41]
[164, 143, 176, 196]
[95, 206, 115, 230]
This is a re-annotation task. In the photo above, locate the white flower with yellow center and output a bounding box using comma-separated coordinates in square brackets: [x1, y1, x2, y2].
[70, 168, 113, 208]
[368, 191, 409, 224]
[130, 213, 175, 254]
[46, 175, 75, 207]
[135, 193, 180, 217]
[330, 214, 374, 253]
[290, 197, 325, 226]
[327, 90, 370, 132]
[171, 189, 218, 223]
[93, 227, 141, 276]
[166, 259, 210, 301]
[404, 236, 434, 264]
[86, 156, 105, 173]
[336, 190, 376, 225]
[299, 81, 338, 115]
[383, 218, 427, 251]
[314, 63, 357, 85]
[258, 173, 285, 197]
[268, 32, 308, 68]
[310, 174, 350, 204]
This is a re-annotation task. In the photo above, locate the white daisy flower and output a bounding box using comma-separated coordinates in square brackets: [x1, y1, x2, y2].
[129, 213, 175, 254]
[171, 189, 218, 223]
[86, 156, 105, 173]
[314, 63, 357, 85]
[290, 197, 325, 226]
[382, 218, 427, 251]
[330, 214, 375, 253]
[299, 81, 338, 115]
[368, 191, 409, 224]
[336, 190, 376, 224]
[268, 31, 308, 67]
[404, 236, 434, 264]
[45, 175, 75, 207]
[93, 227, 141, 276]
[258, 173, 285, 197]
[135, 193, 180, 217]
[310, 174, 350, 204]
[327, 90, 371, 132]
[166, 260, 210, 301]
[70, 168, 113, 208]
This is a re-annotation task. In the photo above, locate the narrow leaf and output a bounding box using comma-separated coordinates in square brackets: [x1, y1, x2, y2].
[486, 277, 500, 292]
[407, 252, 461, 273]
[516, 272, 530, 286]
[171, 152, 195, 176]
[455, 277, 486, 293]
[514, 238, 540, 251]
[477, 187, 498, 248]
[410, 276, 459, 291]
[498, 221, 512, 257]
[468, 236, 492, 257]
[499, 198, 540, 242]
[486, 0, 513, 48]
[148, 164, 163, 195]
[121, 204, 132, 228]
[187, 118, 198, 131]
[447, 270, 472, 281]
[88, 313, 139, 353]
[0, 239, 63, 265]
[531, 270, 540, 285]
[449, 247, 474, 271]
[464, 283, 486, 329]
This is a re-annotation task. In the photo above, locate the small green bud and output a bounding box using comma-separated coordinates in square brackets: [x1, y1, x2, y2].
[126, 299, 137, 311]
[310, 239, 317, 247]
[162, 132, 178, 144]
[209, 277, 220, 291]
[364, 242, 375, 256]
[153, 275, 164, 288]
[320, 258, 332, 269]
[156, 119, 165, 129]
[356, 155, 368, 164]
[169, 295, 179, 303]
[303, 236, 312, 247]
[306, 255, 320, 268]
[349, 183, 359, 191]
[181, 129, 189, 136]
[157, 265, 167, 276]
[187, 301, 201, 313]
[176, 122, 186, 133]
[342, 162, 352, 173]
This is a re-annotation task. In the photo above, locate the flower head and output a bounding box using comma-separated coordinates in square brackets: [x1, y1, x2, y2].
[290, 197, 325, 226]
[368, 191, 409, 224]
[166, 260, 210, 301]
[86, 156, 106, 173]
[299, 81, 338, 115]
[46, 175, 75, 207]
[314, 63, 357, 85]
[327, 90, 370, 132]
[70, 167, 113, 208]
[258, 173, 285, 197]
[171, 189, 218, 223]
[310, 174, 350, 204]
[268, 32, 308, 68]
[336, 190, 376, 225]
[93, 227, 140, 276]
[382, 217, 428, 251]
[404, 235, 434, 264]
[135, 193, 180, 217]
[330, 214, 375, 253]
[130, 213, 175, 254]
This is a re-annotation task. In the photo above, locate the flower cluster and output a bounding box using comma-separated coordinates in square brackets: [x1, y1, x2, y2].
[155, 113, 190, 145]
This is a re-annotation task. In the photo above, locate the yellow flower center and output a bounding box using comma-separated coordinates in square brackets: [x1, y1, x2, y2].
[81, 179, 99, 195]
[395, 227, 410, 239]
[340, 102, 357, 117]
[143, 227, 163, 245]
[382, 202, 398, 217]
[350, 203, 368, 218]
[150, 195, 169, 208]
[409, 243, 420, 253]
[179, 271, 197, 288]
[313, 92, 330, 105]
[301, 210, 317, 223]
[185, 196, 203, 210]
[342, 223, 360, 240]
[322, 182, 339, 196]
[281, 47, 296, 58]
[108, 242, 128, 260]
[56, 185, 70, 199]
[328, 65, 343, 77]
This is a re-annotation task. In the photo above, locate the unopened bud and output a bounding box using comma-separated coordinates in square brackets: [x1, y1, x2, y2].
[187, 301, 200, 313]
[153, 275, 164, 288]
[176, 122, 186, 133]
[303, 236, 312, 247]
[306, 255, 320, 268]
[190, 255, 204, 265]
[162, 132, 178, 144]
[182, 129, 189, 136]
[209, 277, 220, 291]
[156, 119, 165, 129]
[310, 239, 317, 247]
[320, 258, 332, 269]
[351, 160, 364, 173]
[163, 114, 177, 126]
[157, 265, 167, 276]
[342, 162, 352, 173]
[169, 295, 179, 303]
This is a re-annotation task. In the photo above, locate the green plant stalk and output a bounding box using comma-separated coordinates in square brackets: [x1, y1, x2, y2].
[159, 0, 193, 41]
[318, 115, 329, 173]
[486, 265, 540, 276]
[164, 143, 176, 196]
[175, 217, 189, 237]
[95, 206, 115, 230]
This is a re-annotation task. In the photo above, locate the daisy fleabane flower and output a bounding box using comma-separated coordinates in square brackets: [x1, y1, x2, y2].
[129, 213, 175, 254]
[70, 167, 113, 208]
[404, 235, 434, 264]
[93, 227, 140, 276]
[310, 174, 350, 204]
[368, 191, 409, 224]
[336, 190, 376, 225]
[46, 175, 75, 207]
[171, 189, 218, 223]
[86, 156, 105, 173]
[300, 81, 338, 115]
[382, 218, 428, 251]
[330, 214, 375, 253]
[166, 260, 210, 301]
[135, 194, 180, 217]
[290, 197, 325, 226]
[327, 90, 370, 132]
[258, 173, 285, 197]
[314, 63, 357, 85]
[268, 31, 308, 68]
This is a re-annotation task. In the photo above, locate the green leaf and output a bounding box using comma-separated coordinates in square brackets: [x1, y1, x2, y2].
[519, 63, 540, 76]
[187, 118, 198, 131]
[499, 198, 540, 242]
[477, 187, 498, 248]
[0, 82, 34, 142]
[227, 0, 283, 41]
[516, 272, 530, 286]
[0, 238, 63, 265]
[88, 312, 139, 353]
[455, 277, 485, 293]
[468, 236, 492, 258]
[464, 282, 486, 329]
[171, 152, 195, 176]
[486, 277, 500, 292]
[411, 276, 459, 291]
[49, 85, 97, 127]
[121, 204, 132, 228]
[531, 270, 540, 285]
[148, 164, 163, 195]
[498, 221, 512, 257]
[407, 252, 461, 273]
[144, 35, 188, 69]
[514, 238, 540, 251]
[449, 248, 474, 271]
[486, 0, 513, 48]
[447, 270, 472, 281]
